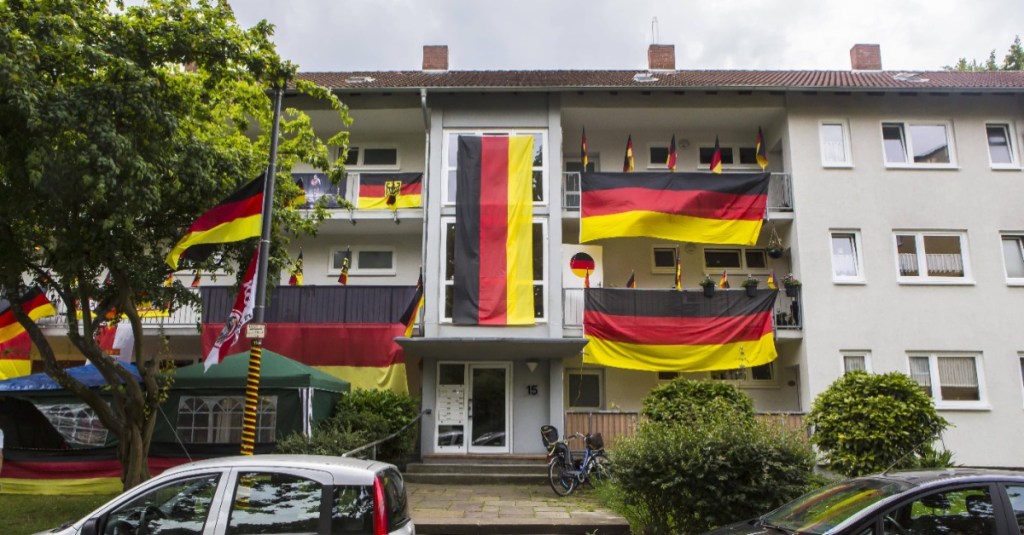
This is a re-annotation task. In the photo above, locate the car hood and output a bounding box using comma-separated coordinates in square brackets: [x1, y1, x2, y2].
[703, 518, 773, 535]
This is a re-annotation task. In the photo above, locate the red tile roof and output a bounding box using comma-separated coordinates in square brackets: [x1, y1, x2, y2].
[297, 69, 1024, 92]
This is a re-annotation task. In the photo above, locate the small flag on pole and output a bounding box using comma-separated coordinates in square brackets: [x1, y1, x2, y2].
[288, 250, 303, 286]
[191, 271, 201, 288]
[718, 270, 730, 289]
[675, 251, 682, 291]
[399, 271, 425, 337]
[756, 127, 769, 170]
[623, 135, 635, 172]
[626, 271, 636, 289]
[667, 135, 678, 172]
[337, 249, 351, 285]
[581, 128, 589, 170]
[163, 273, 175, 287]
[584, 269, 591, 289]
[767, 270, 777, 290]
[710, 136, 723, 174]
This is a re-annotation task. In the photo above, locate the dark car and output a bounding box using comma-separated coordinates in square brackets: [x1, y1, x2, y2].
[703, 468, 1024, 535]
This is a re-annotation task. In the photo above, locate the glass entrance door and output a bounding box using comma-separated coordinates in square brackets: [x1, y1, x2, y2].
[434, 362, 511, 454]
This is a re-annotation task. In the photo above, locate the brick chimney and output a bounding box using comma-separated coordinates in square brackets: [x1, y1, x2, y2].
[423, 45, 449, 71]
[648, 44, 675, 71]
[850, 44, 882, 70]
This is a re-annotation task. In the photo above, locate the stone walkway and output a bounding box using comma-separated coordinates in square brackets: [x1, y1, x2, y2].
[407, 482, 631, 534]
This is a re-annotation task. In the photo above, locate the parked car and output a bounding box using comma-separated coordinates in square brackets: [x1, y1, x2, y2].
[36, 454, 415, 535]
[703, 468, 1024, 535]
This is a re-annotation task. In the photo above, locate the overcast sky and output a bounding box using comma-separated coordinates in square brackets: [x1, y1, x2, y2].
[229, 1, 1023, 73]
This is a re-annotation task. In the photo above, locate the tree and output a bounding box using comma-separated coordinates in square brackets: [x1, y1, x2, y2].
[806, 371, 950, 477]
[945, 35, 1023, 71]
[0, 0, 350, 490]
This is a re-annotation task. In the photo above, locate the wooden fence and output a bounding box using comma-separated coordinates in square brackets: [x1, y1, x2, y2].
[564, 411, 807, 449]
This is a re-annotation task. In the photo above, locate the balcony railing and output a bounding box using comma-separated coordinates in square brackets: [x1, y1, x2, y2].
[38, 289, 202, 331]
[562, 172, 794, 212]
[564, 410, 807, 449]
[562, 287, 801, 331]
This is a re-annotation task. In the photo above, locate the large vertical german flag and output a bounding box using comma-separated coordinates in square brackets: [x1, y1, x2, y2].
[580, 171, 769, 245]
[357, 173, 423, 210]
[0, 288, 57, 379]
[454, 135, 535, 325]
[165, 174, 264, 270]
[583, 288, 777, 372]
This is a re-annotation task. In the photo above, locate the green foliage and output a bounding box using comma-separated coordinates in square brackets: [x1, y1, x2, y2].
[277, 389, 419, 465]
[806, 371, 950, 477]
[641, 376, 754, 424]
[945, 35, 1023, 71]
[612, 410, 819, 535]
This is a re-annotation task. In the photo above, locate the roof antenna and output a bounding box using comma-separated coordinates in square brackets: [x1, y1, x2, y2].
[651, 17, 659, 44]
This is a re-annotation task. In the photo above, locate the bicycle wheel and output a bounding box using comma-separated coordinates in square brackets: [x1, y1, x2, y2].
[548, 457, 576, 496]
[586, 452, 612, 485]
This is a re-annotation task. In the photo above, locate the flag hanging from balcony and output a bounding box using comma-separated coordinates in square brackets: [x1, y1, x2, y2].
[357, 173, 423, 210]
[580, 171, 769, 245]
[289, 250, 303, 286]
[205, 246, 259, 371]
[165, 174, 264, 270]
[710, 136, 723, 174]
[399, 271, 425, 337]
[583, 288, 777, 372]
[667, 135, 678, 172]
[756, 127, 769, 170]
[623, 135, 635, 172]
[0, 288, 57, 379]
[454, 135, 535, 325]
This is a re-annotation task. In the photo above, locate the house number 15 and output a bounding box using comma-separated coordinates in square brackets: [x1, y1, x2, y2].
[526, 385, 538, 396]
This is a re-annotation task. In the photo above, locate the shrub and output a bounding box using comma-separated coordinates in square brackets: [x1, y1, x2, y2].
[276, 388, 419, 465]
[806, 371, 950, 477]
[612, 410, 818, 534]
[641, 376, 754, 424]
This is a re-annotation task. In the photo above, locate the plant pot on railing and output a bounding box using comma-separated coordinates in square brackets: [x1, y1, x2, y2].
[781, 274, 801, 298]
[699, 275, 716, 297]
[742, 277, 759, 298]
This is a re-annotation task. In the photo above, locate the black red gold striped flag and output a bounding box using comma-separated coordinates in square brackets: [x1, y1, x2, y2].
[756, 127, 769, 170]
[675, 253, 682, 291]
[623, 135, 635, 172]
[719, 270, 730, 289]
[454, 135, 535, 325]
[710, 136, 723, 174]
[165, 174, 264, 269]
[288, 250, 303, 286]
[357, 173, 423, 210]
[0, 288, 57, 379]
[626, 271, 636, 289]
[583, 288, 777, 372]
[399, 271, 425, 337]
[580, 172, 769, 245]
[581, 128, 589, 170]
[667, 135, 678, 172]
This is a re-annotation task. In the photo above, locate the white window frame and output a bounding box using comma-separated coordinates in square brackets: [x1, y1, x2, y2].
[1000, 233, 1024, 285]
[651, 245, 679, 274]
[708, 362, 777, 388]
[893, 231, 973, 285]
[177, 395, 278, 443]
[441, 129, 548, 206]
[841, 351, 872, 375]
[342, 145, 400, 171]
[985, 122, 1020, 169]
[440, 217, 548, 323]
[907, 353, 987, 410]
[702, 247, 770, 272]
[880, 120, 957, 169]
[566, 368, 604, 409]
[819, 119, 853, 167]
[830, 230, 865, 283]
[328, 246, 396, 277]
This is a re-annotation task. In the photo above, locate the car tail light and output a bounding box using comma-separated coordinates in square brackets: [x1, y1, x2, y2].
[373, 474, 388, 535]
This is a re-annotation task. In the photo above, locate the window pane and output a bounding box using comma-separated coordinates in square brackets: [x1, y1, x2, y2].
[909, 357, 932, 396]
[568, 373, 601, 408]
[705, 249, 742, 268]
[362, 148, 397, 166]
[844, 355, 866, 373]
[745, 250, 767, 269]
[1003, 237, 1024, 278]
[358, 251, 392, 270]
[894, 487, 994, 534]
[332, 249, 352, 271]
[910, 124, 950, 163]
[922, 235, 964, 277]
[534, 284, 544, 318]
[532, 223, 543, 280]
[832, 234, 860, 277]
[699, 147, 734, 164]
[105, 474, 220, 535]
[738, 147, 758, 165]
[750, 363, 773, 381]
[896, 235, 919, 276]
[532, 133, 544, 166]
[229, 473, 322, 533]
[649, 146, 669, 166]
[445, 223, 455, 280]
[653, 248, 677, 268]
[937, 357, 980, 401]
[882, 124, 907, 163]
[987, 125, 1013, 164]
[344, 147, 359, 166]
[821, 123, 848, 164]
[331, 485, 373, 533]
[532, 170, 543, 202]
[1005, 485, 1024, 534]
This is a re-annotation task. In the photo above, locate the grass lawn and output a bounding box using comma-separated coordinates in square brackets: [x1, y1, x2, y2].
[2, 493, 115, 535]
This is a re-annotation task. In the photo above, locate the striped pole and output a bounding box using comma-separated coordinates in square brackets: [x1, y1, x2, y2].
[240, 339, 263, 455]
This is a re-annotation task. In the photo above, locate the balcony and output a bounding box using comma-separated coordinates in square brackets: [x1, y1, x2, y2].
[562, 172, 794, 213]
[39, 289, 202, 336]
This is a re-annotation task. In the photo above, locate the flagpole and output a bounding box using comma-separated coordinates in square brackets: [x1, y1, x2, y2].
[240, 84, 284, 456]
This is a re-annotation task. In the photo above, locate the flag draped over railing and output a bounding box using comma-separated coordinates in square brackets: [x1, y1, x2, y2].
[358, 172, 423, 210]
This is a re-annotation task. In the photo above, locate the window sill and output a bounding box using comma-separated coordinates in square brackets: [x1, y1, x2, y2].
[990, 165, 1023, 171]
[897, 279, 975, 286]
[822, 163, 854, 169]
[883, 163, 959, 170]
[935, 403, 991, 412]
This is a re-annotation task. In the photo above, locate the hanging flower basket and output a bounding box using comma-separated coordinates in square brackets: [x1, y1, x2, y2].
[767, 223, 784, 258]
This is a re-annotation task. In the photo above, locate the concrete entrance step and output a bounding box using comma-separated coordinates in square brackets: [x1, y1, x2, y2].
[405, 455, 550, 485]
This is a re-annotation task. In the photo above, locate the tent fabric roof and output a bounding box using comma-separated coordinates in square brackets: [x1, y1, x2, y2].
[172, 350, 349, 392]
[0, 362, 140, 392]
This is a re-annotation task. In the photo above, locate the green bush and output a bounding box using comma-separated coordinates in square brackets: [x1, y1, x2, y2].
[806, 371, 950, 477]
[612, 410, 818, 535]
[642, 376, 754, 423]
[276, 388, 419, 465]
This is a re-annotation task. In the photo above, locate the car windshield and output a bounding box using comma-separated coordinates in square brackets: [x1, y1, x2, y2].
[762, 477, 913, 534]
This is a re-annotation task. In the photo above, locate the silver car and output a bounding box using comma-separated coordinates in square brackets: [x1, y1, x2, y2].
[36, 454, 415, 535]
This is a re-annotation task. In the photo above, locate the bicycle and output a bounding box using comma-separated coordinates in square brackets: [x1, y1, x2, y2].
[541, 425, 612, 496]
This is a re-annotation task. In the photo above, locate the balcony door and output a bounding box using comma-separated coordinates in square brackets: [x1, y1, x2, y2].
[435, 362, 511, 454]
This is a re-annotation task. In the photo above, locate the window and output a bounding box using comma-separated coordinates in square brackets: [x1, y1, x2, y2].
[820, 121, 853, 167]
[704, 248, 768, 270]
[1001, 234, 1024, 283]
[696, 144, 759, 169]
[330, 247, 395, 276]
[652, 246, 679, 273]
[567, 370, 602, 408]
[986, 123, 1017, 167]
[908, 353, 985, 408]
[831, 231, 864, 282]
[177, 396, 277, 443]
[564, 157, 598, 209]
[842, 351, 872, 374]
[710, 363, 774, 385]
[228, 472, 323, 533]
[442, 219, 547, 321]
[104, 473, 220, 534]
[881, 121, 955, 167]
[894, 232, 971, 283]
[883, 486, 995, 535]
[444, 130, 547, 204]
[648, 145, 670, 169]
[342, 146, 399, 169]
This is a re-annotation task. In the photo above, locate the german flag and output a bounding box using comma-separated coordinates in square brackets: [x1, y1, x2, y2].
[583, 288, 777, 372]
[710, 136, 723, 174]
[756, 127, 769, 170]
[626, 271, 636, 289]
[165, 174, 264, 270]
[580, 171, 769, 245]
[0, 288, 57, 379]
[454, 135, 534, 325]
[667, 134, 678, 172]
[288, 250, 303, 286]
[357, 173, 423, 210]
[399, 272, 425, 337]
[581, 128, 589, 170]
[623, 135, 635, 172]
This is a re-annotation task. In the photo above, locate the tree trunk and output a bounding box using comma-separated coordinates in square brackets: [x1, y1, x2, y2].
[120, 420, 151, 490]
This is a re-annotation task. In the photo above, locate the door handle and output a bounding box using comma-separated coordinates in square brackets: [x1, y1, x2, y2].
[468, 398, 472, 418]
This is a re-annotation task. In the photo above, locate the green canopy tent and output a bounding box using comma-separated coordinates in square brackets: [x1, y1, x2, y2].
[152, 350, 349, 457]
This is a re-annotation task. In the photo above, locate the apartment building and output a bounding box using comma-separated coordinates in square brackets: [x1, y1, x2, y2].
[39, 43, 1024, 467]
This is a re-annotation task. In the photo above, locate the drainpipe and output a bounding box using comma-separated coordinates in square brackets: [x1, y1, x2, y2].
[419, 88, 430, 333]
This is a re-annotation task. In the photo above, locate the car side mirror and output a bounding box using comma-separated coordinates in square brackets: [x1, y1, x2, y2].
[80, 518, 99, 535]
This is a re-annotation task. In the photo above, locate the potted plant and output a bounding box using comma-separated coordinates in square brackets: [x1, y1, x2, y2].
[699, 274, 716, 297]
[767, 224, 785, 259]
[781, 273, 801, 297]
[741, 276, 760, 297]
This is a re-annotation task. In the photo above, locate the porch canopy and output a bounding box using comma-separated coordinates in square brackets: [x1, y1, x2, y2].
[396, 337, 587, 360]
